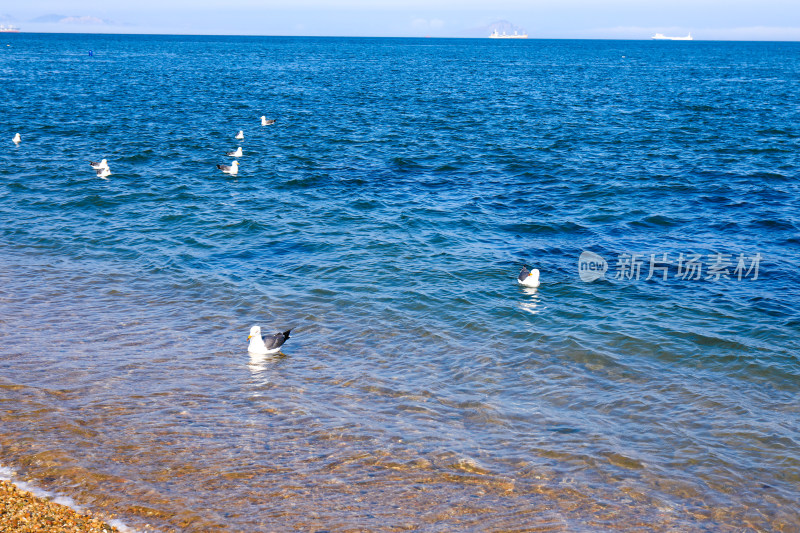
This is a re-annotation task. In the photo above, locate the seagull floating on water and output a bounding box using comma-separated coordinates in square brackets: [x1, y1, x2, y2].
[235, 130, 244, 140]
[248, 325, 292, 355]
[95, 167, 111, 179]
[217, 160, 239, 176]
[12, 133, 21, 144]
[89, 159, 110, 170]
[518, 266, 540, 288]
[226, 147, 243, 157]
[261, 116, 275, 126]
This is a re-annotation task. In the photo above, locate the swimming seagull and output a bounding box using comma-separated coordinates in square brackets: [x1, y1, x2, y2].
[217, 160, 239, 176]
[235, 130, 244, 140]
[248, 325, 292, 355]
[518, 266, 540, 288]
[95, 167, 111, 179]
[226, 147, 243, 157]
[12, 133, 21, 144]
[261, 116, 275, 126]
[89, 159, 110, 170]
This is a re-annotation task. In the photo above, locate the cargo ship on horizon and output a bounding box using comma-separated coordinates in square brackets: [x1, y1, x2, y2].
[652, 32, 693, 40]
[489, 29, 528, 39]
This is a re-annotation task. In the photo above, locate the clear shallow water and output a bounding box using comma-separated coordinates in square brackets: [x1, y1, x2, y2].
[1, 34, 799, 531]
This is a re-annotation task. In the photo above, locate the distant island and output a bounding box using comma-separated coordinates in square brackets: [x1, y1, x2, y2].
[30, 14, 116, 26]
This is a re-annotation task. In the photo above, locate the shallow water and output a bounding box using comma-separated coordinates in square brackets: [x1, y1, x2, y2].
[1, 34, 799, 531]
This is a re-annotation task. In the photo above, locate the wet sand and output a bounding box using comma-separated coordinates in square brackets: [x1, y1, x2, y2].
[0, 479, 119, 533]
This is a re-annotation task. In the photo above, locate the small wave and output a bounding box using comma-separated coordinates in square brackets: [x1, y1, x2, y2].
[349, 198, 385, 211]
[756, 128, 796, 137]
[62, 194, 119, 209]
[390, 156, 426, 170]
[282, 175, 325, 188]
[711, 145, 792, 155]
[217, 218, 268, 232]
[501, 221, 590, 235]
[627, 214, 685, 228]
[684, 104, 717, 112]
[4, 182, 29, 192]
[749, 171, 788, 181]
[749, 219, 796, 231]
[116, 150, 157, 163]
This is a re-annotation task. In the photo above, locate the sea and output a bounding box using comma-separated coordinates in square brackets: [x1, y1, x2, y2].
[0, 33, 798, 532]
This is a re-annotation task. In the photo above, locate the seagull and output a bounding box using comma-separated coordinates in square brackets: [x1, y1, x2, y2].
[226, 147, 243, 157]
[235, 130, 244, 140]
[217, 160, 239, 176]
[248, 325, 292, 355]
[95, 167, 111, 179]
[89, 159, 110, 170]
[518, 266, 540, 288]
[12, 133, 21, 144]
[261, 116, 275, 126]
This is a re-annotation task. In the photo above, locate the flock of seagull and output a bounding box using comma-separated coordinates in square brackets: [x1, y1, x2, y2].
[10, 114, 278, 181]
[216, 116, 277, 177]
[10, 119, 541, 356]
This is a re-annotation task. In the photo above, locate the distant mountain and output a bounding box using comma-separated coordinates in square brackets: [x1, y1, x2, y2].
[30, 14, 115, 25]
[460, 20, 528, 38]
[29, 14, 65, 23]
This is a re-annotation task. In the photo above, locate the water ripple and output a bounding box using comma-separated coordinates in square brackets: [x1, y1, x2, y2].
[0, 35, 798, 532]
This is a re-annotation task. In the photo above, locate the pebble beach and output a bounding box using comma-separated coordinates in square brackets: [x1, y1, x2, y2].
[0, 480, 119, 533]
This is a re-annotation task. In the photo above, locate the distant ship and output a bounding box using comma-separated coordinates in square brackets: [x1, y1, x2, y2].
[0, 25, 20, 33]
[652, 32, 692, 40]
[489, 29, 528, 39]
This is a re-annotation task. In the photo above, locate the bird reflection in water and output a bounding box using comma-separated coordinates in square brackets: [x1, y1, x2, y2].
[519, 287, 543, 315]
[248, 351, 287, 378]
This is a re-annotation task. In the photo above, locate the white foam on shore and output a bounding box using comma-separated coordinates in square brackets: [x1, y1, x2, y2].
[0, 465, 15, 480]
[108, 519, 138, 532]
[0, 463, 142, 533]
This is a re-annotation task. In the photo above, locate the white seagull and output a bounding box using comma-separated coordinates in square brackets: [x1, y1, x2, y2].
[226, 147, 243, 157]
[248, 325, 292, 355]
[95, 167, 111, 179]
[235, 130, 244, 140]
[12, 133, 21, 144]
[89, 159, 110, 170]
[217, 160, 239, 176]
[261, 116, 275, 126]
[518, 266, 540, 288]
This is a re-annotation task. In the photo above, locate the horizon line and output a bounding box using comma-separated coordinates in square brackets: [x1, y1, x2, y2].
[4, 31, 800, 42]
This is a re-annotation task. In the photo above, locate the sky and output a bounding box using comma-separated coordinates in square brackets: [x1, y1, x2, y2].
[2, 0, 799, 40]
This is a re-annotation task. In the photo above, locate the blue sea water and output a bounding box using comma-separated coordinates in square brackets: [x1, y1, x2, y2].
[0, 34, 799, 531]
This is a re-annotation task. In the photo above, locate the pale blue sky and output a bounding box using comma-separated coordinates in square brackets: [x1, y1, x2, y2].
[3, 0, 799, 40]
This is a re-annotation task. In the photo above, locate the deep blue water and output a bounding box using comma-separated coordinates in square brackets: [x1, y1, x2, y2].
[1, 34, 799, 532]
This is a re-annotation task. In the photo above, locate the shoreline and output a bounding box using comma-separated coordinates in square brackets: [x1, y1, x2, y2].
[0, 478, 122, 533]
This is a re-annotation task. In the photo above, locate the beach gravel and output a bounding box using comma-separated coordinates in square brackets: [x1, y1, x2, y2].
[0, 479, 119, 533]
